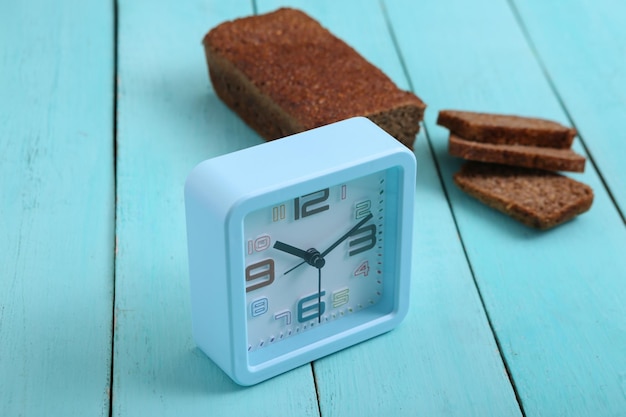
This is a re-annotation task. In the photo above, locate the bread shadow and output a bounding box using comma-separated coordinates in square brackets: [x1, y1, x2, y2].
[125, 63, 263, 162]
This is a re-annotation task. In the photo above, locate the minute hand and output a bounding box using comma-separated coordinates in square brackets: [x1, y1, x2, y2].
[321, 212, 373, 258]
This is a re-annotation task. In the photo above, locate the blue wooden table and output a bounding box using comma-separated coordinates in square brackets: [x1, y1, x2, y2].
[2, 0, 625, 415]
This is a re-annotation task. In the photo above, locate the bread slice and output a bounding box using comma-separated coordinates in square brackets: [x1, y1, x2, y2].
[453, 162, 593, 229]
[203, 8, 426, 148]
[449, 134, 586, 172]
[438, 110, 576, 148]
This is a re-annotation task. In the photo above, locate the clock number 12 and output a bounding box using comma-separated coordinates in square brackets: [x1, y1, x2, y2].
[294, 188, 329, 220]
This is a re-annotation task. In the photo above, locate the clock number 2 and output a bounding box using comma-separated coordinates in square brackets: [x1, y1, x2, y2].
[245, 259, 275, 292]
[294, 188, 329, 220]
[355, 200, 372, 219]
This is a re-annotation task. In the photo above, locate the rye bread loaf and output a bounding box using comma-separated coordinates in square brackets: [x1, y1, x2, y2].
[453, 162, 594, 229]
[449, 134, 586, 172]
[438, 110, 576, 148]
[203, 8, 426, 148]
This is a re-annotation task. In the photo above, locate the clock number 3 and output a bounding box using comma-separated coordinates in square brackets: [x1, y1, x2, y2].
[245, 259, 275, 292]
[294, 188, 329, 220]
[348, 224, 377, 256]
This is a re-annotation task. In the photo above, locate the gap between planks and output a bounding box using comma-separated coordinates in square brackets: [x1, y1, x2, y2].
[380, 0, 528, 415]
[506, 0, 625, 225]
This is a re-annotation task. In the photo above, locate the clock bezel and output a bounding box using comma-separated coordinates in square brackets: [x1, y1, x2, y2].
[185, 117, 416, 386]
[226, 156, 414, 384]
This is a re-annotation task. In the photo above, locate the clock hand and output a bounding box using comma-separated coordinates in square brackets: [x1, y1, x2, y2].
[312, 213, 372, 323]
[274, 241, 325, 270]
[317, 267, 322, 323]
[280, 212, 374, 275]
[320, 212, 373, 258]
[282, 259, 306, 275]
[273, 241, 310, 260]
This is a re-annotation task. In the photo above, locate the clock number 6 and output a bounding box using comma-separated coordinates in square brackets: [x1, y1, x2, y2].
[294, 188, 329, 220]
[297, 291, 326, 323]
[245, 259, 275, 292]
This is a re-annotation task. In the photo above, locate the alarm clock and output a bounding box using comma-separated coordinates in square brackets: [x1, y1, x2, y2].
[184, 117, 416, 385]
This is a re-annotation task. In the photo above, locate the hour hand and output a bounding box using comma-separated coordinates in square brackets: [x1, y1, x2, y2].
[273, 241, 326, 271]
[273, 241, 311, 260]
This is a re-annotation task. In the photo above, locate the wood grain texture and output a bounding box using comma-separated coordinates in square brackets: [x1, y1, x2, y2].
[510, 0, 626, 219]
[256, 1, 522, 415]
[113, 1, 319, 415]
[313, 132, 524, 417]
[0, 0, 114, 416]
[386, 0, 626, 415]
[4, 0, 624, 415]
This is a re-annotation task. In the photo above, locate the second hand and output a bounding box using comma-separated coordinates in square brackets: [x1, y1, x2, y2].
[318, 268, 321, 323]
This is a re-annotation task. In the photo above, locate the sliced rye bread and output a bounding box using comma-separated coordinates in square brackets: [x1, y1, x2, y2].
[449, 133, 586, 172]
[203, 8, 426, 148]
[453, 162, 594, 229]
[438, 110, 576, 148]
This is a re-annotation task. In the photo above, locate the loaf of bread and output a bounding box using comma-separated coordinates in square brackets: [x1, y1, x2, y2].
[453, 162, 594, 229]
[448, 134, 586, 172]
[438, 110, 576, 148]
[203, 8, 426, 148]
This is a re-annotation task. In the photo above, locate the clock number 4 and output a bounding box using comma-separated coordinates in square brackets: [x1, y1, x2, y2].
[294, 188, 329, 220]
[354, 260, 370, 277]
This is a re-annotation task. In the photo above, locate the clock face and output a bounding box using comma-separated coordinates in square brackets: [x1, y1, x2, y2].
[243, 169, 393, 352]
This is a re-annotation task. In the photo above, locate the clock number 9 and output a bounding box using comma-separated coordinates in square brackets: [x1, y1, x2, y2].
[294, 188, 330, 220]
[245, 259, 275, 292]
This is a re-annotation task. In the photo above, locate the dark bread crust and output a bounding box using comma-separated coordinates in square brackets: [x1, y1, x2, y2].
[453, 162, 593, 229]
[438, 110, 576, 148]
[203, 8, 426, 148]
[449, 134, 586, 172]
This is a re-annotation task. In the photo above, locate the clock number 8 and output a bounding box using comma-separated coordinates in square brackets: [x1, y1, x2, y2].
[245, 259, 275, 292]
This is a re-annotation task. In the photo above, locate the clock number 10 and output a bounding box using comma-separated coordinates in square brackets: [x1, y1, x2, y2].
[294, 188, 329, 220]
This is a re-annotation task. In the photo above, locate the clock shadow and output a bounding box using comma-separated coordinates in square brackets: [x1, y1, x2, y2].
[165, 347, 314, 400]
[173, 347, 247, 394]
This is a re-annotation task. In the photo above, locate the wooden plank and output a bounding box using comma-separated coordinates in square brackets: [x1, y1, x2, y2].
[385, 0, 626, 416]
[113, 1, 319, 415]
[254, 1, 522, 415]
[510, 0, 626, 218]
[0, 0, 114, 416]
